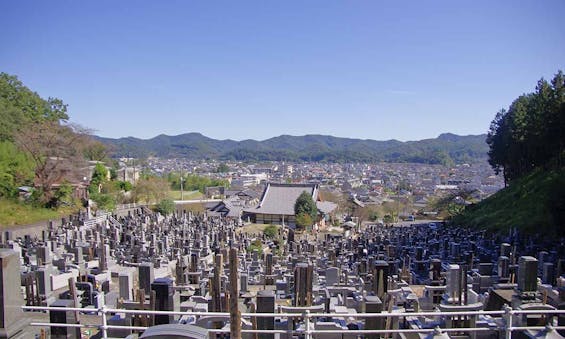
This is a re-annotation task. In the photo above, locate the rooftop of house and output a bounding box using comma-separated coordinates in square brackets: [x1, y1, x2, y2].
[247, 183, 319, 216]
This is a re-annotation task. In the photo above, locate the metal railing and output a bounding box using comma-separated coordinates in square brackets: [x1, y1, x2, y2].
[116, 203, 142, 210]
[22, 305, 565, 339]
[82, 214, 110, 228]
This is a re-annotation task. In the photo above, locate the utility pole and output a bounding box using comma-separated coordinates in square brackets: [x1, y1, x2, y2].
[180, 169, 184, 201]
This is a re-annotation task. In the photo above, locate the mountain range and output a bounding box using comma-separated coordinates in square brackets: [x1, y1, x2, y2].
[96, 132, 489, 165]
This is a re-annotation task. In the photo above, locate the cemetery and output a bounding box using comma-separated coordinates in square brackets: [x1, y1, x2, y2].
[0, 207, 564, 339]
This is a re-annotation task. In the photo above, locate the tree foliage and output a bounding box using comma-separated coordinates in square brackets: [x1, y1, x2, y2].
[157, 199, 175, 215]
[90, 192, 117, 211]
[115, 180, 133, 192]
[294, 191, 317, 221]
[263, 224, 278, 239]
[487, 70, 565, 184]
[431, 189, 476, 219]
[89, 163, 108, 194]
[83, 138, 111, 162]
[247, 239, 263, 256]
[0, 72, 108, 209]
[295, 213, 313, 230]
[0, 72, 68, 141]
[0, 141, 34, 198]
[294, 191, 317, 230]
[167, 173, 228, 193]
[52, 181, 74, 208]
[14, 121, 89, 205]
[133, 176, 170, 203]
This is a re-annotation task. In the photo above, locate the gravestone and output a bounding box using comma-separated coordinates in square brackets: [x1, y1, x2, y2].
[256, 290, 275, 339]
[0, 250, 27, 338]
[36, 266, 52, 296]
[294, 263, 313, 307]
[446, 264, 461, 304]
[498, 256, 510, 279]
[37, 245, 51, 265]
[326, 267, 339, 286]
[152, 278, 174, 325]
[364, 295, 383, 339]
[542, 263, 555, 285]
[373, 260, 389, 299]
[49, 299, 81, 339]
[518, 256, 538, 293]
[240, 273, 248, 293]
[119, 270, 134, 300]
[139, 262, 155, 296]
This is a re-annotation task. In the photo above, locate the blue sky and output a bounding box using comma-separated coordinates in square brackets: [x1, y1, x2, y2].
[1, 1, 564, 141]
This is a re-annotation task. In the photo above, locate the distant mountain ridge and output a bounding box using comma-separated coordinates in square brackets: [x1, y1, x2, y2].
[96, 132, 488, 165]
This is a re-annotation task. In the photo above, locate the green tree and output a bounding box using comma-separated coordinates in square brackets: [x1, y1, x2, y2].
[157, 199, 175, 215]
[115, 180, 133, 192]
[89, 163, 108, 194]
[90, 192, 116, 211]
[178, 174, 228, 193]
[295, 213, 313, 230]
[487, 70, 565, 183]
[0, 73, 68, 141]
[0, 141, 34, 198]
[167, 172, 182, 190]
[294, 191, 317, 221]
[52, 181, 73, 208]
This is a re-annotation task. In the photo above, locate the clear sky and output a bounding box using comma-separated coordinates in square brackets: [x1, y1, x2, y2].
[1, 1, 564, 141]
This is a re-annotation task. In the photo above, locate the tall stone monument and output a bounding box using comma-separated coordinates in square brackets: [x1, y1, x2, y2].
[0, 250, 27, 338]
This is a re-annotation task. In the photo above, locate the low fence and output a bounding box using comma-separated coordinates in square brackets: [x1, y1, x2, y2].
[22, 305, 565, 339]
[116, 203, 143, 211]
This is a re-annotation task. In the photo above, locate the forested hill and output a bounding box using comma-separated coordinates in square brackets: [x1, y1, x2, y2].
[97, 132, 488, 164]
[453, 70, 564, 236]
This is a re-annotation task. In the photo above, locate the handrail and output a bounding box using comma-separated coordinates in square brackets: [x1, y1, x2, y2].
[22, 305, 565, 339]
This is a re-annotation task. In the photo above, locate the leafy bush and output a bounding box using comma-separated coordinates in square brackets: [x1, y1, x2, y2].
[115, 180, 133, 192]
[90, 193, 116, 212]
[247, 239, 263, 256]
[157, 198, 175, 216]
[295, 213, 313, 230]
[263, 224, 278, 239]
[51, 182, 73, 208]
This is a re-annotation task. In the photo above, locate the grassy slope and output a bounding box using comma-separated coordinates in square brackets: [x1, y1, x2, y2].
[0, 199, 62, 228]
[452, 168, 564, 236]
[168, 190, 203, 200]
